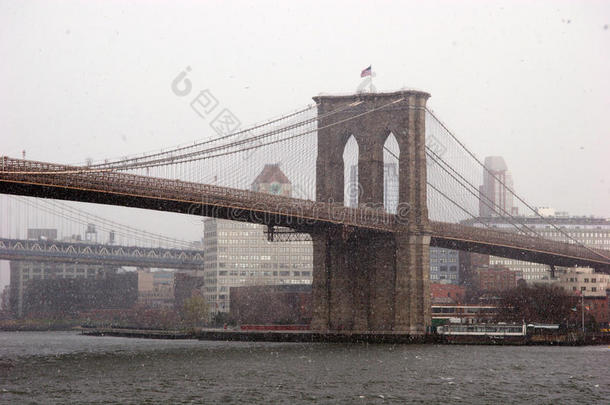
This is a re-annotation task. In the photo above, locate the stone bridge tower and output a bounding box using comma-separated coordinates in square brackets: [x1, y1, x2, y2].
[310, 90, 431, 335]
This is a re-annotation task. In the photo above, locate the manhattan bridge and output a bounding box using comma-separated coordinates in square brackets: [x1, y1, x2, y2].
[1, 90, 609, 334]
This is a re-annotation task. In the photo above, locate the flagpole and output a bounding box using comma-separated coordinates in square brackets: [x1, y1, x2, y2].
[581, 293, 585, 334]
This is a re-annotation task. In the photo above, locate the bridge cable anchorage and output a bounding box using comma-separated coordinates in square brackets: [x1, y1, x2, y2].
[424, 146, 542, 237]
[426, 107, 610, 263]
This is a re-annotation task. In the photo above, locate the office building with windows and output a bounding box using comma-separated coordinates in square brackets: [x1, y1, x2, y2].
[202, 164, 313, 313]
[556, 267, 609, 297]
[430, 248, 460, 284]
[462, 212, 610, 282]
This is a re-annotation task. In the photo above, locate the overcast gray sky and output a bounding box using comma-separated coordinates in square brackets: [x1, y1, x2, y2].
[0, 0, 609, 285]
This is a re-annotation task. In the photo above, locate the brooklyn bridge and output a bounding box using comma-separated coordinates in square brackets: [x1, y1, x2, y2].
[2, 90, 609, 334]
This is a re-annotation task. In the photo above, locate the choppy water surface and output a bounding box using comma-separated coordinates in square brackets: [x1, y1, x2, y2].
[0, 331, 608, 404]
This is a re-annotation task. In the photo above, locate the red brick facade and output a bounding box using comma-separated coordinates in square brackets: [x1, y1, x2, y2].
[473, 266, 518, 292]
[430, 283, 466, 305]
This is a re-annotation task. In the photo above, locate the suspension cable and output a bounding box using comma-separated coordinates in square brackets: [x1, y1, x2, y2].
[426, 107, 610, 261]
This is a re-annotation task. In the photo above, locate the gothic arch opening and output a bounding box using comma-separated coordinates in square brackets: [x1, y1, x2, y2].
[383, 133, 400, 214]
[343, 135, 359, 207]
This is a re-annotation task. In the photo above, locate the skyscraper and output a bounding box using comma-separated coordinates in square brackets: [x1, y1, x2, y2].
[348, 163, 399, 213]
[478, 156, 515, 217]
[348, 164, 359, 208]
[384, 163, 399, 214]
[202, 164, 313, 313]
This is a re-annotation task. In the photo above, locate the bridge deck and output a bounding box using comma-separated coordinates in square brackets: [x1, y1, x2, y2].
[2, 157, 609, 271]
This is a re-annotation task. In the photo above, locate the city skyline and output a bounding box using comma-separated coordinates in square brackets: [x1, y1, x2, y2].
[1, 2, 609, 402]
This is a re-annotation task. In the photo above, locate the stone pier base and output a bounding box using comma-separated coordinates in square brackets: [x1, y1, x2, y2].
[311, 227, 431, 334]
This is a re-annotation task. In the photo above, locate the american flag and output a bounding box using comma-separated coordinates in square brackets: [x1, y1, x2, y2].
[360, 65, 372, 77]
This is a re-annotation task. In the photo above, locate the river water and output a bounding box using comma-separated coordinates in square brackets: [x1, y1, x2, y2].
[0, 331, 608, 404]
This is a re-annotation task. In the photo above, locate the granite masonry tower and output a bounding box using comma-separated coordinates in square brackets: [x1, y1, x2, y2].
[310, 90, 431, 335]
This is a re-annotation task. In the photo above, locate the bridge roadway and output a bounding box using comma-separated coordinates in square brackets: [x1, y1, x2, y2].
[2, 157, 609, 272]
[0, 237, 204, 269]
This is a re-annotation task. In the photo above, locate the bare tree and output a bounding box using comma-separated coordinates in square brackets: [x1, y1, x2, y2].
[495, 284, 573, 325]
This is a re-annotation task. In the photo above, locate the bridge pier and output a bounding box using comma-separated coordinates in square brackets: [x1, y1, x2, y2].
[311, 90, 432, 335]
[394, 232, 431, 334]
[311, 227, 431, 334]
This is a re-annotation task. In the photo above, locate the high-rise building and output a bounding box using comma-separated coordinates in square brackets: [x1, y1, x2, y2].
[348, 163, 399, 213]
[478, 156, 515, 217]
[462, 213, 610, 282]
[383, 163, 399, 214]
[203, 164, 313, 313]
[250, 163, 293, 196]
[429, 248, 460, 284]
[348, 164, 359, 208]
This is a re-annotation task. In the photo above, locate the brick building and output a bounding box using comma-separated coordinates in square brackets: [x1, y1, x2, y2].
[430, 283, 466, 305]
[472, 266, 519, 292]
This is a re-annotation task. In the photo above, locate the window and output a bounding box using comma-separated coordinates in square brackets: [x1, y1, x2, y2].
[581, 286, 586, 291]
[591, 287, 597, 292]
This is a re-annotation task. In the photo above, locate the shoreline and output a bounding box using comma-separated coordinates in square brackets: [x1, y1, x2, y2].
[80, 327, 610, 346]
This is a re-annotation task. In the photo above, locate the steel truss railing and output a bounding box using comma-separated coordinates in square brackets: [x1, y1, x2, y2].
[2, 157, 610, 268]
